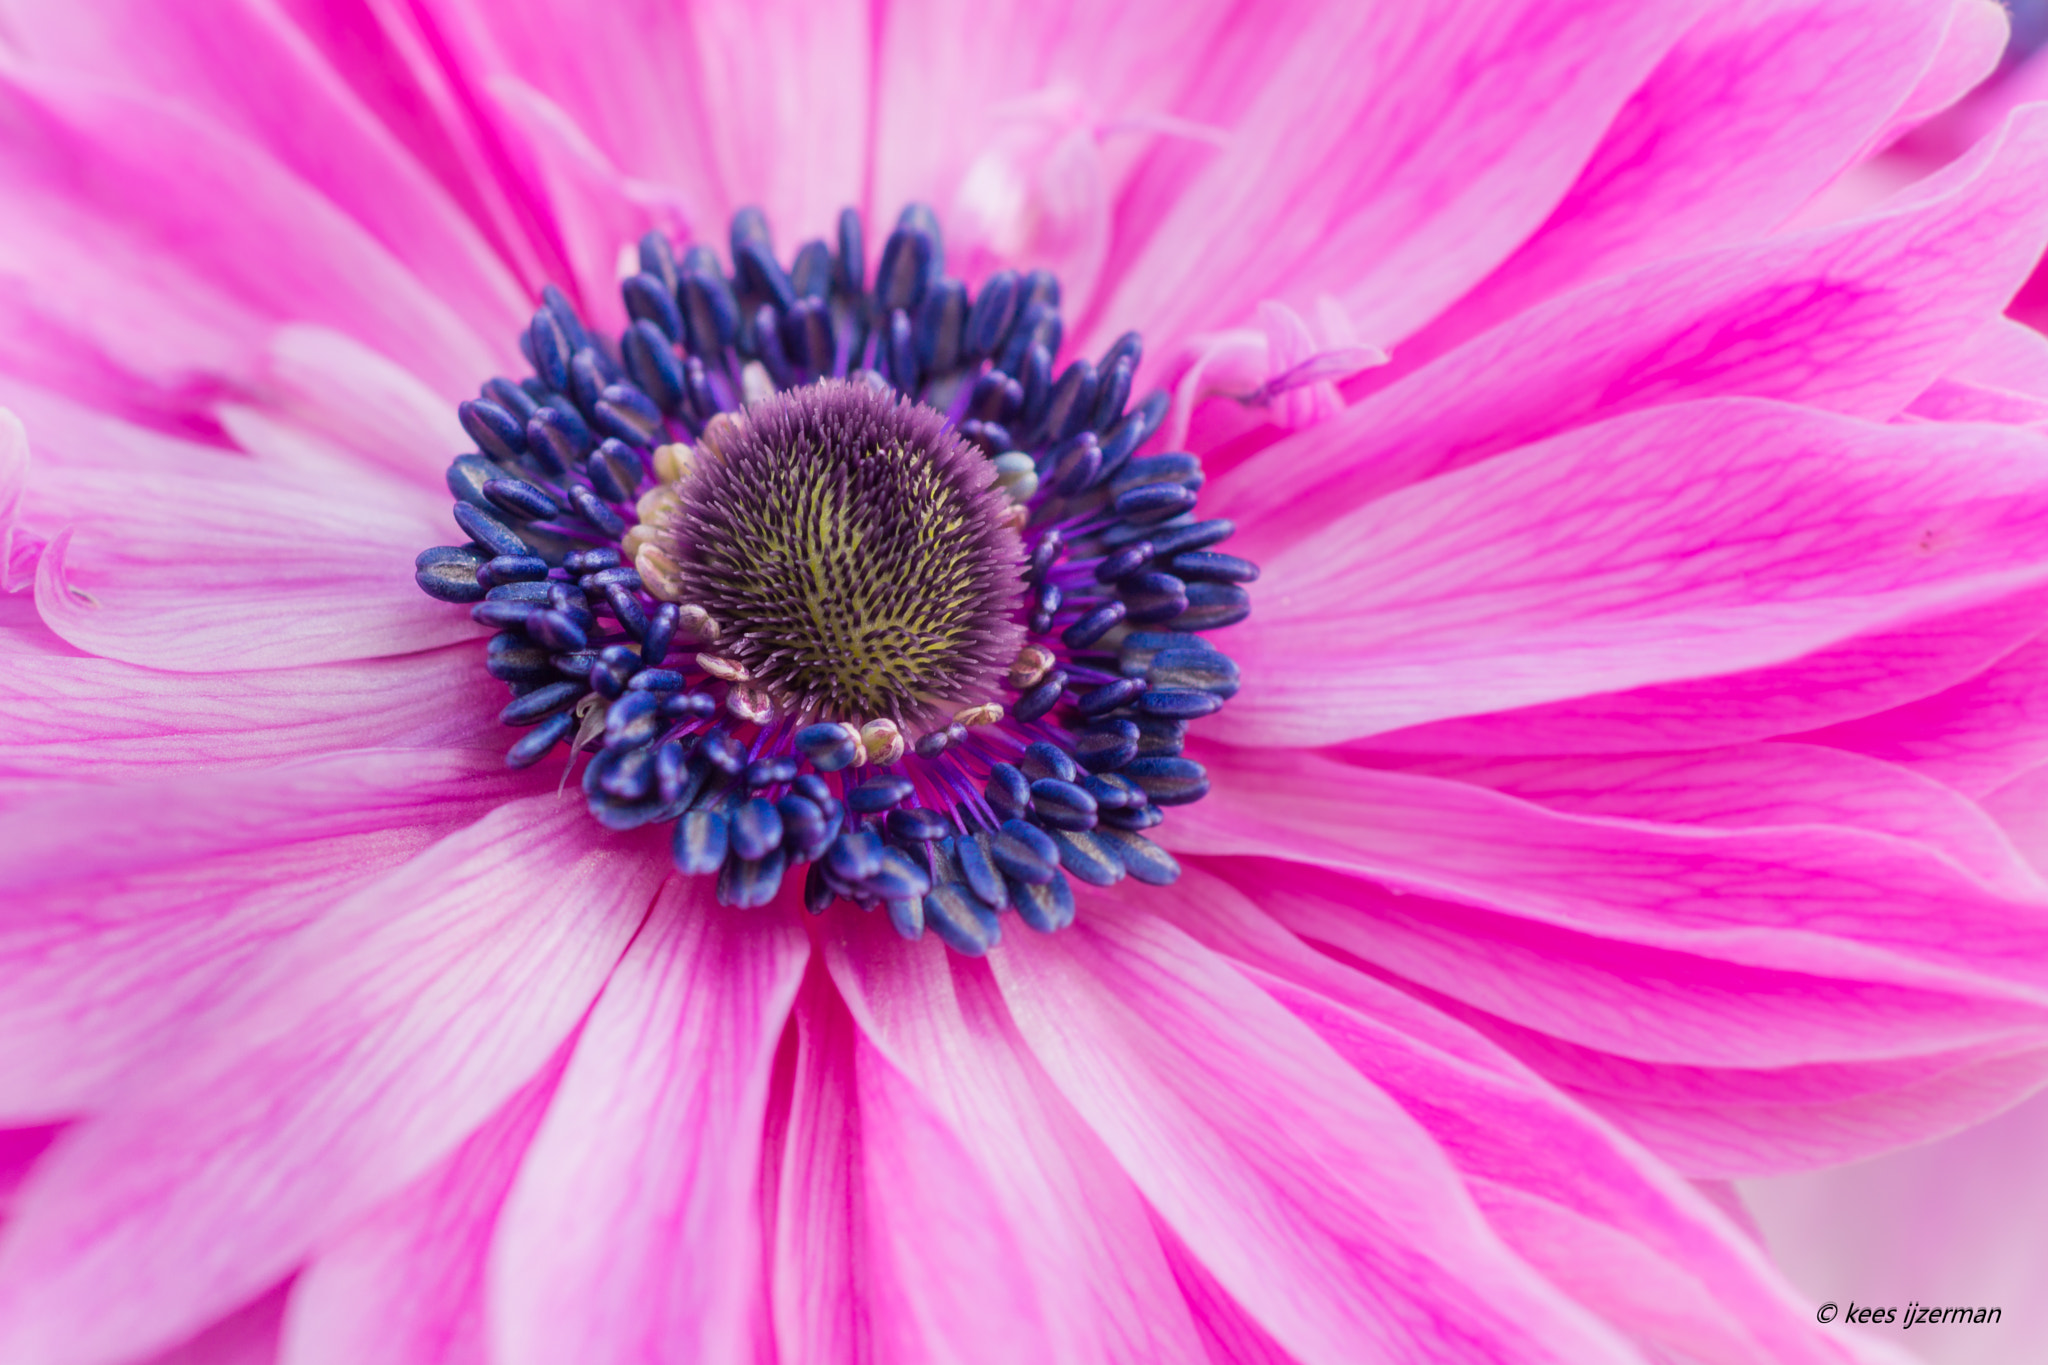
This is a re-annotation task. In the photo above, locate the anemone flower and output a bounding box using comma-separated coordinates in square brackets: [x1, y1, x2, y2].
[3, 1, 2048, 1362]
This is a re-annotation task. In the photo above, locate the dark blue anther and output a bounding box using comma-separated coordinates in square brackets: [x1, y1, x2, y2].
[752, 304, 796, 389]
[792, 773, 834, 809]
[452, 502, 528, 559]
[1121, 631, 1205, 676]
[1038, 360, 1098, 445]
[568, 485, 627, 538]
[916, 278, 966, 373]
[1170, 550, 1260, 584]
[622, 272, 683, 341]
[1096, 545, 1152, 587]
[835, 207, 865, 295]
[723, 848, 790, 909]
[1140, 687, 1223, 719]
[896, 203, 944, 272]
[447, 454, 511, 509]
[1081, 771, 1145, 810]
[848, 774, 915, 813]
[486, 580, 554, 604]
[681, 356, 717, 424]
[1035, 581, 1062, 619]
[524, 410, 581, 477]
[627, 668, 688, 692]
[964, 269, 1019, 360]
[1052, 828, 1123, 886]
[1096, 392, 1164, 480]
[1177, 582, 1251, 630]
[1076, 677, 1146, 717]
[1029, 778, 1098, 831]
[1021, 741, 1078, 784]
[887, 806, 950, 842]
[528, 308, 572, 392]
[507, 710, 577, 768]
[542, 284, 596, 351]
[957, 421, 1010, 456]
[1147, 518, 1234, 558]
[484, 377, 539, 422]
[569, 348, 607, 417]
[584, 440, 636, 503]
[884, 308, 916, 394]
[923, 884, 1001, 955]
[1018, 268, 1060, 312]
[597, 745, 657, 801]
[730, 203, 774, 259]
[829, 827, 884, 882]
[1123, 571, 1189, 625]
[1076, 720, 1139, 772]
[887, 894, 924, 940]
[985, 762, 1032, 821]
[734, 240, 798, 315]
[776, 793, 827, 855]
[622, 320, 684, 412]
[782, 298, 835, 378]
[790, 240, 834, 300]
[1049, 431, 1102, 496]
[795, 722, 861, 772]
[804, 860, 835, 914]
[1098, 329, 1142, 378]
[679, 267, 740, 356]
[566, 547, 622, 573]
[639, 231, 679, 292]
[731, 797, 785, 860]
[661, 690, 719, 719]
[992, 820, 1058, 885]
[1114, 453, 1202, 495]
[459, 399, 528, 464]
[528, 609, 588, 651]
[912, 728, 952, 760]
[746, 757, 797, 788]
[1096, 827, 1180, 885]
[595, 383, 664, 446]
[656, 741, 698, 806]
[1124, 755, 1208, 805]
[1113, 482, 1198, 523]
[487, 631, 552, 683]
[1149, 647, 1240, 697]
[640, 600, 677, 663]
[589, 659, 629, 698]
[967, 370, 1013, 422]
[869, 846, 932, 902]
[579, 561, 642, 590]
[875, 227, 932, 314]
[1101, 804, 1164, 831]
[674, 809, 730, 874]
[1009, 869, 1076, 933]
[499, 679, 584, 727]
[681, 243, 721, 278]
[956, 833, 1005, 911]
[603, 583, 648, 640]
[604, 690, 663, 748]
[1012, 671, 1068, 723]
[478, 555, 549, 588]
[414, 545, 487, 603]
[482, 478, 560, 522]
[699, 731, 745, 775]
[599, 642, 642, 675]
[999, 304, 1054, 385]
[1092, 355, 1132, 433]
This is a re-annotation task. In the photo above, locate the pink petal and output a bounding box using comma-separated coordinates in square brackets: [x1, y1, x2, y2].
[280, 1053, 567, 1365]
[1156, 870, 1855, 1365]
[0, 649, 497, 784]
[1397, 0, 1961, 374]
[1866, 0, 2011, 150]
[488, 881, 806, 1365]
[1215, 399, 2048, 748]
[137, 1287, 288, 1365]
[823, 913, 1208, 1363]
[1171, 747, 2048, 1003]
[0, 795, 662, 1365]
[1086, 0, 1701, 365]
[0, 750, 528, 1121]
[1215, 104, 2048, 549]
[990, 902, 1643, 1365]
[1947, 315, 2048, 396]
[770, 966, 1060, 1365]
[26, 465, 478, 671]
[1372, 586, 2048, 757]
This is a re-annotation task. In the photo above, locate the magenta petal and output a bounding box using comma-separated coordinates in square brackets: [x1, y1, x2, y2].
[0, 795, 661, 1365]
[990, 903, 1643, 1365]
[823, 914, 1208, 1362]
[1217, 104, 2048, 546]
[488, 880, 806, 1365]
[281, 1053, 566, 1365]
[1219, 399, 2048, 748]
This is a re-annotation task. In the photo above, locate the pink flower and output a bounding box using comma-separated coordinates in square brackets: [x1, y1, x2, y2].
[2, 1, 2046, 1362]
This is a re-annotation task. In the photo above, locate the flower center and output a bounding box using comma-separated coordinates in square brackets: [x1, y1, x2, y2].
[659, 381, 1022, 727]
[410, 203, 1258, 954]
